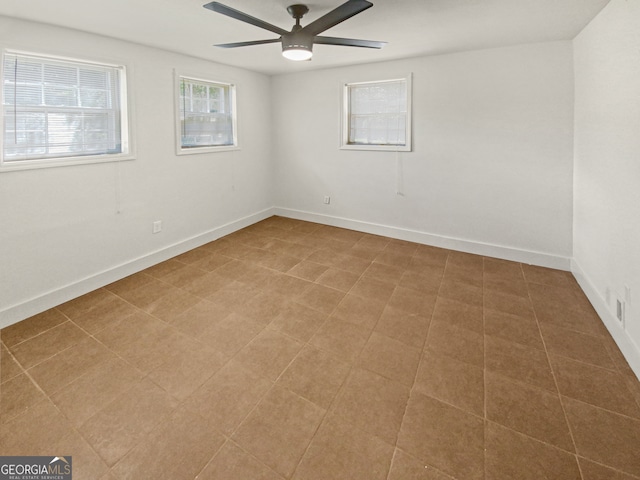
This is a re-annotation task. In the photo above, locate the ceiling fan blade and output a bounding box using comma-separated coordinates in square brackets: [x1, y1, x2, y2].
[203, 2, 289, 36]
[301, 0, 373, 36]
[314, 36, 386, 49]
[215, 38, 281, 48]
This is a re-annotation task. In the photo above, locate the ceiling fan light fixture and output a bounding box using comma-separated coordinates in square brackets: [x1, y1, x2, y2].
[282, 46, 313, 61]
[282, 32, 313, 61]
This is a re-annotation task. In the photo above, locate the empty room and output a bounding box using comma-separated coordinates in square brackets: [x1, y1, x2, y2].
[1, 0, 639, 479]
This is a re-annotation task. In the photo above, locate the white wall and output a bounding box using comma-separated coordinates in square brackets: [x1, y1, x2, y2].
[271, 42, 575, 268]
[573, 0, 640, 374]
[0, 16, 274, 327]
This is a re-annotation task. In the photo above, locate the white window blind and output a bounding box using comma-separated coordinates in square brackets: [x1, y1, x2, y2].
[2, 51, 127, 164]
[179, 76, 236, 149]
[343, 76, 411, 151]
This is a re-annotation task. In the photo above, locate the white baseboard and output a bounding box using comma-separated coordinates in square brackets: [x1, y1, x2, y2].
[571, 259, 640, 380]
[273, 207, 572, 270]
[0, 207, 275, 329]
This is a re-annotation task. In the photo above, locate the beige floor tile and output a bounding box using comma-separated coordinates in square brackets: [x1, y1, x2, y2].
[387, 286, 437, 316]
[362, 262, 405, 284]
[277, 345, 350, 409]
[94, 312, 178, 374]
[0, 400, 75, 455]
[143, 288, 201, 322]
[111, 408, 225, 480]
[316, 267, 361, 292]
[198, 312, 265, 356]
[114, 278, 176, 310]
[387, 449, 454, 480]
[1, 309, 69, 348]
[332, 294, 386, 330]
[198, 441, 285, 480]
[484, 277, 530, 298]
[357, 332, 421, 387]
[191, 253, 234, 272]
[183, 359, 272, 435]
[9, 321, 88, 369]
[398, 268, 443, 295]
[535, 302, 605, 337]
[235, 329, 303, 381]
[288, 260, 329, 282]
[28, 336, 115, 395]
[331, 367, 410, 444]
[431, 297, 483, 334]
[397, 392, 484, 480]
[234, 291, 290, 325]
[485, 372, 574, 452]
[522, 264, 573, 288]
[332, 253, 371, 275]
[483, 309, 545, 350]
[443, 264, 483, 288]
[147, 345, 228, 401]
[414, 350, 484, 416]
[483, 258, 524, 281]
[181, 271, 229, 298]
[161, 264, 212, 290]
[374, 306, 430, 349]
[438, 279, 483, 306]
[0, 372, 47, 423]
[551, 355, 640, 418]
[292, 413, 394, 480]
[51, 357, 143, 427]
[485, 421, 581, 480]
[485, 335, 556, 392]
[540, 323, 616, 370]
[269, 302, 327, 342]
[350, 276, 396, 303]
[409, 247, 448, 269]
[232, 386, 325, 478]
[170, 299, 231, 335]
[578, 458, 640, 480]
[71, 295, 138, 335]
[484, 290, 535, 319]
[426, 321, 484, 368]
[564, 397, 640, 477]
[206, 280, 261, 309]
[1, 342, 23, 383]
[54, 430, 109, 479]
[261, 273, 313, 297]
[296, 283, 345, 314]
[310, 317, 370, 361]
[79, 379, 178, 466]
[58, 288, 117, 318]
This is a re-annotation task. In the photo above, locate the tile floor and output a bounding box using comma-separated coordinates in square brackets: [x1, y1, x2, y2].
[2, 216, 640, 480]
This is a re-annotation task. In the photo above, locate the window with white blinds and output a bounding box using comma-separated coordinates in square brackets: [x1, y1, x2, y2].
[342, 76, 412, 151]
[1, 51, 129, 166]
[177, 75, 237, 153]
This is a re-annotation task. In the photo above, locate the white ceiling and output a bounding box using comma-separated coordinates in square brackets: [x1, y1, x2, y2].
[0, 0, 610, 76]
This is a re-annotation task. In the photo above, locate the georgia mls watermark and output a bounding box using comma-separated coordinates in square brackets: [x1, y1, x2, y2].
[0, 456, 72, 480]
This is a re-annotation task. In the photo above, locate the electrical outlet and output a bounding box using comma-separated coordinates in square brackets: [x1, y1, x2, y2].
[323, 196, 331, 205]
[616, 298, 625, 325]
[152, 220, 162, 234]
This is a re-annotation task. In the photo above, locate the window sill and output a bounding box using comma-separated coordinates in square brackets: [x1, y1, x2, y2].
[0, 153, 135, 173]
[176, 145, 240, 155]
[340, 144, 411, 152]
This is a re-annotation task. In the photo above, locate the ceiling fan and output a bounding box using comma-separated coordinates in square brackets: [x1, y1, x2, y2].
[203, 0, 387, 61]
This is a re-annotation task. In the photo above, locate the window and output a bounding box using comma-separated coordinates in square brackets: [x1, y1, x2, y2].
[342, 75, 412, 151]
[176, 75, 237, 154]
[1, 50, 130, 169]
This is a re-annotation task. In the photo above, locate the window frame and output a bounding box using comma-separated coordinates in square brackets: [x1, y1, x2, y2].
[0, 49, 133, 172]
[174, 72, 239, 155]
[341, 74, 412, 152]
